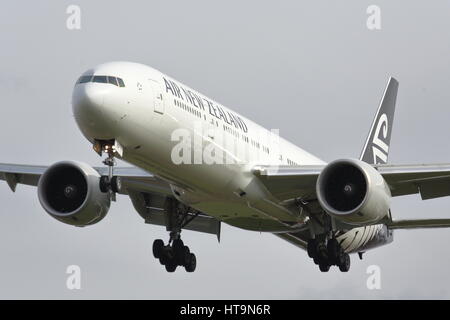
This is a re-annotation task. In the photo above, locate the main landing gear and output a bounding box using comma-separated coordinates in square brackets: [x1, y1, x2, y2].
[152, 235, 197, 273]
[153, 198, 199, 273]
[307, 237, 350, 272]
[295, 198, 350, 272]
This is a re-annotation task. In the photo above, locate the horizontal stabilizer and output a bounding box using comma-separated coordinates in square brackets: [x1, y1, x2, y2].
[388, 219, 450, 229]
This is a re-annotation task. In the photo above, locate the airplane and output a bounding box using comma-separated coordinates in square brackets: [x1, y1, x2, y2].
[2, 61, 450, 273]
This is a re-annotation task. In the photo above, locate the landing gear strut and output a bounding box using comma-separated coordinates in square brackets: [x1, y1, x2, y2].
[307, 237, 350, 272]
[97, 141, 122, 198]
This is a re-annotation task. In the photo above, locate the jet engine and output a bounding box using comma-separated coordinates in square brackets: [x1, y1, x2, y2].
[37, 161, 110, 227]
[316, 159, 391, 225]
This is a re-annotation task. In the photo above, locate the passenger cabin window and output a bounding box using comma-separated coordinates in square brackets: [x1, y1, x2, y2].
[76, 75, 126, 87]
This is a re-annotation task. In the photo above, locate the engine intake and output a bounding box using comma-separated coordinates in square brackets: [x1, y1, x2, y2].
[38, 161, 110, 226]
[316, 159, 391, 225]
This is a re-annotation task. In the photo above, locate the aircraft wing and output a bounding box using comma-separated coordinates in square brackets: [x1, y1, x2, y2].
[0, 163, 172, 195]
[0, 163, 220, 238]
[252, 163, 450, 242]
[374, 163, 450, 199]
[253, 163, 450, 202]
[0, 163, 47, 190]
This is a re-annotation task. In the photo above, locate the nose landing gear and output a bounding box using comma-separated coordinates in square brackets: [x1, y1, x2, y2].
[96, 140, 122, 199]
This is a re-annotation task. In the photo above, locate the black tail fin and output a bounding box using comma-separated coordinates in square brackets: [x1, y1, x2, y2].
[360, 77, 399, 164]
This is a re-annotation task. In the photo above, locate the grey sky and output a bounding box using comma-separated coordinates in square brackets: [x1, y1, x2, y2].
[0, 0, 449, 299]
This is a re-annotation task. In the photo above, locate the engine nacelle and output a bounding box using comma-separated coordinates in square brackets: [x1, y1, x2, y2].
[38, 161, 110, 227]
[316, 159, 391, 225]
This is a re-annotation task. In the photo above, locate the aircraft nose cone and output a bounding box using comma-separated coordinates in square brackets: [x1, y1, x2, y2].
[73, 84, 105, 115]
[72, 84, 112, 140]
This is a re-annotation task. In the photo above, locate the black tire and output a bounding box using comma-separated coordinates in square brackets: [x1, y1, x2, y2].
[182, 246, 191, 264]
[185, 253, 196, 272]
[338, 253, 351, 272]
[173, 239, 185, 265]
[319, 263, 330, 272]
[327, 238, 340, 265]
[99, 176, 110, 193]
[152, 239, 164, 259]
[316, 243, 329, 264]
[165, 262, 177, 272]
[110, 176, 122, 193]
[313, 257, 320, 265]
[307, 239, 317, 258]
[159, 255, 167, 265]
[181, 246, 191, 266]
[173, 239, 184, 252]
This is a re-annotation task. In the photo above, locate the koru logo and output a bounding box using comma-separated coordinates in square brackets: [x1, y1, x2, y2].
[372, 113, 389, 164]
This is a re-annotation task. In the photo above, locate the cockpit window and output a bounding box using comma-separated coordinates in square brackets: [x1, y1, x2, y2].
[76, 75, 125, 87]
[107, 76, 118, 86]
[93, 75, 108, 83]
[77, 75, 92, 84]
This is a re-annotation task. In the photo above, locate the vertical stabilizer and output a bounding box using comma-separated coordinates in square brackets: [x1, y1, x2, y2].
[360, 77, 399, 164]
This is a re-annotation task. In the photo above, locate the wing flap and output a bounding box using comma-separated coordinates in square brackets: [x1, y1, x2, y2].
[419, 179, 450, 200]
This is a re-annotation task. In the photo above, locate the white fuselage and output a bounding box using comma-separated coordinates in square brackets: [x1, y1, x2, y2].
[72, 61, 326, 233]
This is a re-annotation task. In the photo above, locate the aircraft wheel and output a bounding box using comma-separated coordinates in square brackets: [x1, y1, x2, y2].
[338, 253, 351, 272]
[307, 239, 317, 258]
[327, 238, 341, 265]
[110, 176, 122, 193]
[185, 253, 197, 272]
[165, 261, 177, 272]
[99, 176, 110, 193]
[159, 250, 170, 265]
[173, 239, 184, 254]
[173, 239, 186, 265]
[152, 239, 164, 259]
[181, 246, 190, 265]
[319, 263, 330, 272]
